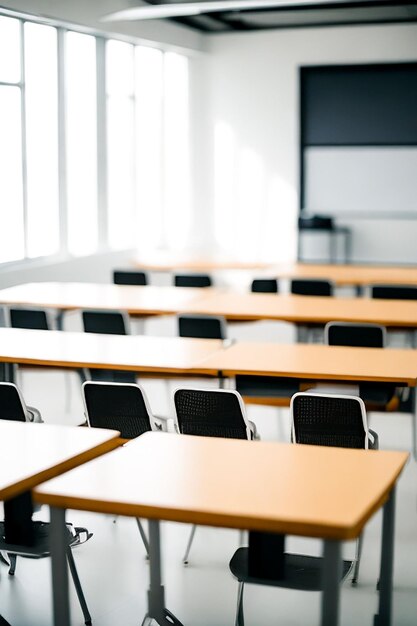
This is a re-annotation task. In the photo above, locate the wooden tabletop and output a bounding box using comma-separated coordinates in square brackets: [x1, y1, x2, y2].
[34, 432, 408, 540]
[272, 263, 417, 287]
[0, 328, 224, 375]
[198, 342, 417, 385]
[184, 292, 417, 327]
[0, 421, 120, 501]
[0, 282, 217, 316]
[133, 250, 272, 271]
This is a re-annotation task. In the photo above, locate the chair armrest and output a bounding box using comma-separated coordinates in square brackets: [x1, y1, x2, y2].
[368, 429, 379, 450]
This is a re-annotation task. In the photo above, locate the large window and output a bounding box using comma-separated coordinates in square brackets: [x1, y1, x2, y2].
[0, 11, 192, 266]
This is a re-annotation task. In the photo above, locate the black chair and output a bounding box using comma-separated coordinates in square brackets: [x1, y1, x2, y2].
[174, 388, 258, 565]
[174, 273, 212, 288]
[325, 322, 398, 409]
[290, 278, 333, 297]
[371, 285, 417, 300]
[178, 313, 227, 340]
[229, 392, 376, 625]
[10, 308, 49, 330]
[82, 381, 163, 558]
[81, 310, 136, 383]
[113, 269, 148, 286]
[0, 382, 42, 423]
[251, 278, 279, 293]
[82, 381, 161, 438]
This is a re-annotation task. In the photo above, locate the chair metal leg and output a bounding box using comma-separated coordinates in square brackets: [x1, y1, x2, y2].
[136, 518, 150, 558]
[7, 554, 17, 576]
[182, 525, 197, 565]
[66, 547, 92, 626]
[235, 581, 244, 626]
[352, 533, 363, 585]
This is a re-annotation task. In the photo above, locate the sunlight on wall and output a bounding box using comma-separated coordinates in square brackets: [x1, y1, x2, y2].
[214, 120, 297, 262]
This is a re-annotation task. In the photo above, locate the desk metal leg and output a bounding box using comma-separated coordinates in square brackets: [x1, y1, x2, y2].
[374, 487, 396, 626]
[143, 520, 184, 626]
[50, 507, 70, 626]
[321, 539, 342, 626]
[56, 310, 65, 331]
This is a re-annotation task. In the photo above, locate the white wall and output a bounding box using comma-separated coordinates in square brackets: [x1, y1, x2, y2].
[204, 23, 417, 264]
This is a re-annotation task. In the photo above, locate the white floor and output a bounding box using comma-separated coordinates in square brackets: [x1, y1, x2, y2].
[1, 316, 417, 626]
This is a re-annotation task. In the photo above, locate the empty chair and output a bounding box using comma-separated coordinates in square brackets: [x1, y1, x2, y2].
[81, 310, 136, 383]
[174, 273, 212, 288]
[0, 382, 42, 423]
[290, 278, 333, 296]
[251, 278, 279, 293]
[82, 381, 161, 438]
[229, 392, 376, 625]
[178, 313, 227, 340]
[325, 322, 398, 409]
[371, 284, 417, 300]
[174, 388, 258, 565]
[10, 307, 50, 330]
[113, 269, 148, 286]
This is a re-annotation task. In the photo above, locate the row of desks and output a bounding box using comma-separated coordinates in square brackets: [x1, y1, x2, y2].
[2, 282, 417, 327]
[0, 419, 408, 626]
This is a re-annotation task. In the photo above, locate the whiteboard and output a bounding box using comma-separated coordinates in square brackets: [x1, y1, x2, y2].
[305, 147, 417, 216]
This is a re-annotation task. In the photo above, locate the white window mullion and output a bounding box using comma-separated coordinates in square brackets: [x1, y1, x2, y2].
[96, 36, 108, 251]
[19, 19, 28, 258]
[57, 27, 68, 256]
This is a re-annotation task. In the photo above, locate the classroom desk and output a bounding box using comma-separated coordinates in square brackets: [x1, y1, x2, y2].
[272, 262, 417, 289]
[34, 433, 409, 626]
[0, 328, 224, 380]
[132, 250, 272, 271]
[0, 420, 120, 626]
[3, 283, 417, 331]
[0, 282, 217, 324]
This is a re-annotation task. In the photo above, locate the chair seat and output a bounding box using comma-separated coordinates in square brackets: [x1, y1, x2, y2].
[0, 521, 88, 558]
[229, 548, 352, 591]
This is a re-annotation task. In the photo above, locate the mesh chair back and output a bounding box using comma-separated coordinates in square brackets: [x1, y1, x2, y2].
[291, 392, 368, 449]
[174, 388, 250, 439]
[82, 310, 127, 335]
[325, 322, 385, 348]
[113, 270, 148, 286]
[0, 383, 28, 422]
[178, 314, 226, 340]
[291, 279, 333, 297]
[251, 279, 279, 293]
[174, 274, 212, 288]
[82, 382, 154, 438]
[371, 285, 417, 300]
[10, 308, 49, 330]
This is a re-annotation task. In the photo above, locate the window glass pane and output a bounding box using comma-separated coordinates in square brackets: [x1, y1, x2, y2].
[0, 16, 20, 83]
[24, 22, 59, 258]
[107, 96, 135, 249]
[0, 86, 24, 263]
[163, 53, 191, 250]
[106, 40, 134, 96]
[66, 31, 98, 256]
[135, 46, 164, 250]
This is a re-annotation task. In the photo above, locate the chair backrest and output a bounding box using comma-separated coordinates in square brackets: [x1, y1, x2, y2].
[10, 308, 49, 330]
[290, 392, 370, 449]
[0, 383, 30, 422]
[178, 314, 227, 340]
[82, 310, 129, 335]
[82, 381, 156, 438]
[251, 278, 279, 293]
[113, 270, 148, 286]
[290, 279, 333, 297]
[325, 322, 386, 348]
[174, 273, 212, 288]
[174, 388, 251, 440]
[371, 284, 417, 300]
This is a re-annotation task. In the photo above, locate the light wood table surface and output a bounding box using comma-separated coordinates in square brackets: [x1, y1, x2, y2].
[198, 341, 417, 385]
[0, 282, 217, 318]
[0, 328, 224, 377]
[133, 250, 271, 271]
[272, 262, 417, 287]
[35, 432, 408, 626]
[184, 291, 417, 327]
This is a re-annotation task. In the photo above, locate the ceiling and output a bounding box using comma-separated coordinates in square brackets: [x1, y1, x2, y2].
[139, 0, 417, 33]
